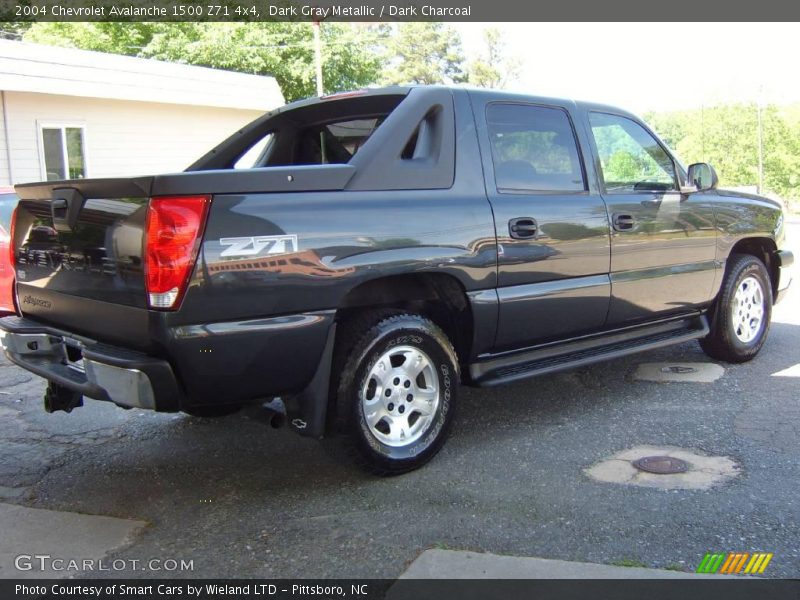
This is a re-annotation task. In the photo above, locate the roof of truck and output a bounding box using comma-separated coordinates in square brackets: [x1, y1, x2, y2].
[281, 85, 641, 121]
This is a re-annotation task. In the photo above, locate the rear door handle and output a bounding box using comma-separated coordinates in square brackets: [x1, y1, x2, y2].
[509, 217, 538, 239]
[612, 213, 635, 231]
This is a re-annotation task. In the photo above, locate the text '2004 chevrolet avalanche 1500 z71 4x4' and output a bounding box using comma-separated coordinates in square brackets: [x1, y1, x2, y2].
[0, 86, 793, 474]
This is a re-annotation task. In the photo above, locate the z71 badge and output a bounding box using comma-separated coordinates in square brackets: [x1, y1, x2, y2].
[219, 235, 298, 258]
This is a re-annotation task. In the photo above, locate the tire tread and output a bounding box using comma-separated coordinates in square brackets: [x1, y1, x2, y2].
[700, 253, 772, 363]
[326, 310, 458, 476]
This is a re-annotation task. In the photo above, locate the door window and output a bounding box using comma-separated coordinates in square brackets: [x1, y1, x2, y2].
[589, 113, 676, 193]
[486, 103, 586, 193]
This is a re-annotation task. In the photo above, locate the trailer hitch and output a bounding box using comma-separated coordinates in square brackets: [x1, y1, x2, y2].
[43, 381, 83, 413]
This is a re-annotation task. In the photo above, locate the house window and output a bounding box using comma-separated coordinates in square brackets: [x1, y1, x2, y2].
[40, 125, 86, 181]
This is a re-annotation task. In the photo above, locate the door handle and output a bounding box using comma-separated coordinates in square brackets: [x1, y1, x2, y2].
[509, 217, 538, 239]
[612, 213, 635, 231]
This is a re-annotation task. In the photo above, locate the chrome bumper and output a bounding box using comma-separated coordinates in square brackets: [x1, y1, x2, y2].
[0, 317, 179, 410]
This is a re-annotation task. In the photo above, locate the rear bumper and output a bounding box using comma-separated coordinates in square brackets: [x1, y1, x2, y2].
[0, 311, 336, 436]
[775, 250, 793, 304]
[0, 316, 181, 410]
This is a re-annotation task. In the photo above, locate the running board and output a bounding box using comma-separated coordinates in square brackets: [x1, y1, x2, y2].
[470, 314, 710, 387]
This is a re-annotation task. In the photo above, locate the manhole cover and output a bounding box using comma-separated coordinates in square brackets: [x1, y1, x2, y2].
[632, 455, 689, 474]
[661, 365, 698, 374]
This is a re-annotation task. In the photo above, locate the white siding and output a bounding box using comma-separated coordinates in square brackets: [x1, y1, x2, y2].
[0, 40, 284, 111]
[4, 91, 265, 185]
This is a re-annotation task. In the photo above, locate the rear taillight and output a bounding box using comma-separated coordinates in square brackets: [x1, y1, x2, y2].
[8, 207, 16, 267]
[144, 196, 210, 310]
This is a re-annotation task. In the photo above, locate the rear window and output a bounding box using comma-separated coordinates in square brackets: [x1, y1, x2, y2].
[231, 95, 403, 169]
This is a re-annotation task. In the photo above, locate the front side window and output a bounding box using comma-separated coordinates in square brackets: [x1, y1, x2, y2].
[589, 113, 676, 193]
[40, 125, 86, 181]
[486, 103, 585, 193]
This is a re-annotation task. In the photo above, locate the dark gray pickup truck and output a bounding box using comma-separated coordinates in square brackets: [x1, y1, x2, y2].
[0, 86, 793, 474]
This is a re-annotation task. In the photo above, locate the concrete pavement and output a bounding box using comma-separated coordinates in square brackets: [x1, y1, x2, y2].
[399, 549, 731, 578]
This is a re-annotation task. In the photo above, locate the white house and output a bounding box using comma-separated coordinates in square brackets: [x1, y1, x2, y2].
[0, 39, 284, 186]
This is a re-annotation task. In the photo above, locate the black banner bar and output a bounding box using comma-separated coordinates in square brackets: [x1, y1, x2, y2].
[4, 0, 800, 22]
[2, 579, 800, 600]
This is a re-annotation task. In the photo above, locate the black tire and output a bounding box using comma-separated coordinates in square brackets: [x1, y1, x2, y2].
[328, 311, 459, 476]
[700, 254, 773, 363]
[182, 404, 242, 418]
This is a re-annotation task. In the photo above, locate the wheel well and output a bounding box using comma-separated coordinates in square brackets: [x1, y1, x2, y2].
[335, 274, 474, 365]
[728, 237, 778, 298]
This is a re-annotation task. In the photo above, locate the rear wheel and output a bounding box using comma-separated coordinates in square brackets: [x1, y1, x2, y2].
[700, 254, 773, 363]
[329, 312, 459, 475]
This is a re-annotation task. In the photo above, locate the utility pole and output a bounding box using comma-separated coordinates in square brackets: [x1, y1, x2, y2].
[312, 20, 323, 96]
[313, 18, 326, 163]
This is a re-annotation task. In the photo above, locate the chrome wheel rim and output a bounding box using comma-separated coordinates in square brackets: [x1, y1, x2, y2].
[732, 276, 765, 343]
[361, 345, 440, 447]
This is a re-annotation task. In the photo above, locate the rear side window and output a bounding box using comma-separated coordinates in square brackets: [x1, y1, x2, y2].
[487, 103, 585, 193]
[234, 118, 385, 168]
[228, 94, 405, 169]
[234, 134, 273, 169]
[294, 117, 385, 165]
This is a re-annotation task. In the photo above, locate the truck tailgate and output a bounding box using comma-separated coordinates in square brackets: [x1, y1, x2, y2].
[12, 177, 153, 346]
[10, 166, 355, 348]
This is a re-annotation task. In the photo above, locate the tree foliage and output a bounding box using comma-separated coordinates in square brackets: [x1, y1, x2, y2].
[24, 22, 388, 102]
[381, 22, 466, 85]
[25, 21, 158, 54]
[22, 22, 472, 98]
[646, 103, 800, 200]
[467, 27, 519, 89]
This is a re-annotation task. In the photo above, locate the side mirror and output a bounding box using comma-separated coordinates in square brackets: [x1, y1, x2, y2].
[685, 163, 718, 192]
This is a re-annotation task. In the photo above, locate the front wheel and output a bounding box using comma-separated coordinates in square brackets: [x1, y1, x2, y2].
[700, 254, 773, 363]
[330, 312, 459, 475]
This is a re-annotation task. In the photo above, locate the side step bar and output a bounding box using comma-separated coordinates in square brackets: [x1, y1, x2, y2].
[470, 314, 710, 387]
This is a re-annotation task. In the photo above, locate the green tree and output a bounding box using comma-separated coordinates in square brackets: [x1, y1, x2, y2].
[382, 23, 466, 85]
[24, 22, 387, 102]
[646, 103, 800, 200]
[25, 21, 158, 54]
[145, 22, 388, 102]
[467, 27, 519, 89]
